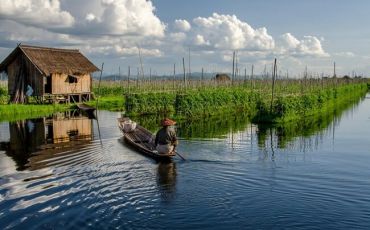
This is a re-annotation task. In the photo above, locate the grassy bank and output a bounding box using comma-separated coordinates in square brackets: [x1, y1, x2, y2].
[0, 104, 70, 122]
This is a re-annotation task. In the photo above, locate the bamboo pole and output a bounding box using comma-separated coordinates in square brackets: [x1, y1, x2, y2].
[270, 58, 277, 113]
[182, 57, 186, 91]
[173, 63, 176, 90]
[128, 66, 130, 94]
[96, 62, 104, 110]
[232, 51, 235, 86]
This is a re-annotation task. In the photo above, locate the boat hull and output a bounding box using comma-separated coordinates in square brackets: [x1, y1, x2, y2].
[118, 118, 175, 160]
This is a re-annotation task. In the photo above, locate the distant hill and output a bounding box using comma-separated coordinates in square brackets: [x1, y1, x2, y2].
[92, 72, 260, 81]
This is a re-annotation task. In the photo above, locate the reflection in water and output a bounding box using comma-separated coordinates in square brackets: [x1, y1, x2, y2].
[1, 111, 94, 171]
[157, 162, 177, 202]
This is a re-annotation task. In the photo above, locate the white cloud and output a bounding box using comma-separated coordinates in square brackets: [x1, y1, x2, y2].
[174, 19, 191, 32]
[169, 32, 187, 42]
[191, 13, 275, 51]
[79, 0, 165, 37]
[0, 0, 74, 29]
[334, 52, 355, 57]
[194, 34, 209, 46]
[280, 33, 329, 57]
[280, 33, 300, 50]
[85, 13, 97, 22]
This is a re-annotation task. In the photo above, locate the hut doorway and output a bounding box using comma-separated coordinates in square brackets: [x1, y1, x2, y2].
[44, 76, 51, 94]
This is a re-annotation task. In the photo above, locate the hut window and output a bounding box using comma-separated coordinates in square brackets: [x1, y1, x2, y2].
[68, 75, 78, 83]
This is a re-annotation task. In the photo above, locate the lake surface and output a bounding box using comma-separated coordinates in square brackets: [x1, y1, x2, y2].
[0, 95, 370, 229]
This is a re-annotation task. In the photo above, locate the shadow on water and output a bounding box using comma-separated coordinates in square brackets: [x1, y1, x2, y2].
[0, 110, 95, 171]
[156, 161, 177, 202]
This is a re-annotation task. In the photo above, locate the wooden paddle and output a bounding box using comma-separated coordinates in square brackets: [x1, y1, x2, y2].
[174, 150, 186, 161]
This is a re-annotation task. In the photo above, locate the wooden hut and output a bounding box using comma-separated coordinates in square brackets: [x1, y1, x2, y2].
[214, 73, 231, 81]
[0, 44, 99, 103]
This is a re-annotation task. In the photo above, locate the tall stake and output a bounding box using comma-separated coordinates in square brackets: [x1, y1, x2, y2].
[244, 67, 247, 83]
[173, 63, 176, 90]
[201, 67, 204, 87]
[136, 67, 139, 88]
[182, 57, 186, 91]
[232, 51, 235, 86]
[149, 68, 152, 82]
[188, 47, 191, 79]
[128, 66, 130, 94]
[96, 62, 104, 110]
[270, 58, 277, 113]
[235, 51, 238, 83]
[251, 64, 254, 89]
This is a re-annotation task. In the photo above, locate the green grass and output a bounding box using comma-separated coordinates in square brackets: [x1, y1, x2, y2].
[0, 104, 70, 122]
[89, 96, 125, 111]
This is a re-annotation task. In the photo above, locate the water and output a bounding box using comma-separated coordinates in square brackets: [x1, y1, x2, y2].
[0, 95, 370, 229]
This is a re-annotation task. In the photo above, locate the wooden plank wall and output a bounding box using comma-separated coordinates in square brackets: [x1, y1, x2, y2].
[7, 57, 19, 95]
[51, 73, 91, 94]
[7, 54, 44, 96]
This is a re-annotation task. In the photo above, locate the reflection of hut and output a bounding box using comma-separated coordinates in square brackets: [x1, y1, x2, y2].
[45, 113, 93, 144]
[214, 73, 231, 81]
[4, 113, 93, 170]
[0, 44, 99, 103]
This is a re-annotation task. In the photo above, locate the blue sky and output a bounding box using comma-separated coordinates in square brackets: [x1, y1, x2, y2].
[0, 0, 369, 77]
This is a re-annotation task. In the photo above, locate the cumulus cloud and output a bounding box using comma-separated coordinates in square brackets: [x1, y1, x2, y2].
[0, 0, 167, 60]
[0, 0, 74, 29]
[174, 19, 191, 32]
[78, 0, 165, 37]
[191, 13, 275, 50]
[0, 0, 165, 37]
[280, 33, 329, 57]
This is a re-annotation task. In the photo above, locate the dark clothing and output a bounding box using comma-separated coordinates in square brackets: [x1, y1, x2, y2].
[155, 126, 178, 146]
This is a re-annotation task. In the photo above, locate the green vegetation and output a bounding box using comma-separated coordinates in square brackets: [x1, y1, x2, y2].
[0, 104, 69, 122]
[130, 90, 364, 144]
[89, 96, 125, 111]
[125, 92, 176, 115]
[257, 83, 367, 123]
[0, 78, 368, 123]
[124, 79, 368, 123]
[0, 84, 8, 105]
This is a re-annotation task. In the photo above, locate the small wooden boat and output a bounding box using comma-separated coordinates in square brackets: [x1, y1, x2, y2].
[76, 103, 96, 119]
[118, 118, 175, 160]
[77, 103, 96, 113]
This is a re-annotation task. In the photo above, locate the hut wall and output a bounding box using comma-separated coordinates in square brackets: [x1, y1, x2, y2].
[7, 57, 18, 96]
[7, 54, 44, 96]
[51, 117, 92, 143]
[51, 73, 91, 94]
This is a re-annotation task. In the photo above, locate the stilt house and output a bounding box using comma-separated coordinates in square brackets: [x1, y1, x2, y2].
[0, 44, 99, 103]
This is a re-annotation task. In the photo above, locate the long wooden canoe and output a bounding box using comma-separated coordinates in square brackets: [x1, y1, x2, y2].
[117, 118, 175, 160]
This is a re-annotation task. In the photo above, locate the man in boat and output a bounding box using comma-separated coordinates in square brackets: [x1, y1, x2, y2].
[155, 118, 178, 154]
